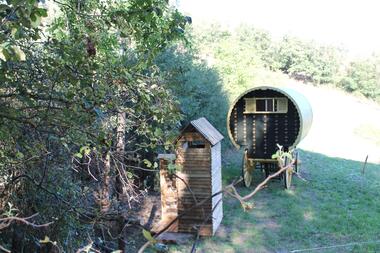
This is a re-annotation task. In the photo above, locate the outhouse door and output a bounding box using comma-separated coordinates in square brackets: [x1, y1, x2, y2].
[175, 132, 212, 234]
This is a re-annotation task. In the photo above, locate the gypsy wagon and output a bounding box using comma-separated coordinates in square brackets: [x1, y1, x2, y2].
[227, 86, 313, 188]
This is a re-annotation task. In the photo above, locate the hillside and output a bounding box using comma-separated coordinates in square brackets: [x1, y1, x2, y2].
[193, 22, 380, 163]
[280, 80, 380, 164]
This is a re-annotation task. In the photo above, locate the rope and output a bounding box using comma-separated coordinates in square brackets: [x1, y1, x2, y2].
[290, 240, 380, 252]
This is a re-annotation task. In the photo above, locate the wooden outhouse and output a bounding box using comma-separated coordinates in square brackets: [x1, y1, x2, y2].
[159, 117, 224, 236]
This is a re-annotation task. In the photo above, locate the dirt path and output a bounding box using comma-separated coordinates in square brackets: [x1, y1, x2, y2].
[284, 81, 380, 164]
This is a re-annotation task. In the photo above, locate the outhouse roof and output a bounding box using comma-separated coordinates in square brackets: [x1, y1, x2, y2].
[183, 117, 224, 146]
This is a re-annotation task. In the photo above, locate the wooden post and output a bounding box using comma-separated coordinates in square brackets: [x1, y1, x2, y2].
[158, 154, 178, 232]
[361, 155, 368, 175]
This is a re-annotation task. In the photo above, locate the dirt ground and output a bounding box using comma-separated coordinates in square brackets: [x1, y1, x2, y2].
[122, 192, 163, 252]
[284, 81, 380, 164]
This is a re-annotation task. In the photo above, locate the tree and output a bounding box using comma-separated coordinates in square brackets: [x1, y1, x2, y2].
[155, 45, 229, 137]
[0, 0, 190, 251]
[274, 36, 343, 84]
[339, 57, 380, 99]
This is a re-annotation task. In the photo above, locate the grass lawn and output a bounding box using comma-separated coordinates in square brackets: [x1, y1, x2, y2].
[354, 124, 380, 147]
[170, 149, 380, 253]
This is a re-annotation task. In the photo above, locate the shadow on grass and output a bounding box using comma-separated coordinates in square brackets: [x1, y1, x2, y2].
[172, 149, 380, 253]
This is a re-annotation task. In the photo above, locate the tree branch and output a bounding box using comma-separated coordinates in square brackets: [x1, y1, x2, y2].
[0, 244, 11, 253]
[0, 213, 53, 230]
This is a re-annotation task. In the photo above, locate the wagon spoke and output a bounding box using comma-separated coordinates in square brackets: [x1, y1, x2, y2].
[242, 150, 253, 187]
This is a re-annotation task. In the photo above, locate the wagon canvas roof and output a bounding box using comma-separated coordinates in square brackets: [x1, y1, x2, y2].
[181, 117, 224, 146]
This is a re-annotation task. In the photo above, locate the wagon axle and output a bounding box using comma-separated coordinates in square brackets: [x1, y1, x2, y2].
[241, 150, 296, 189]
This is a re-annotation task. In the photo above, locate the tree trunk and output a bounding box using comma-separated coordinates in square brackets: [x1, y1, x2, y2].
[11, 225, 23, 253]
[94, 151, 111, 213]
[116, 112, 126, 200]
[116, 112, 127, 251]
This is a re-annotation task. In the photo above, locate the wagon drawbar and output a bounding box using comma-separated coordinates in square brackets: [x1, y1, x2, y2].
[227, 86, 313, 188]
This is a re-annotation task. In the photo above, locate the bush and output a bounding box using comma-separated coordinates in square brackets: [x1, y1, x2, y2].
[273, 36, 343, 84]
[339, 58, 380, 99]
[155, 46, 229, 137]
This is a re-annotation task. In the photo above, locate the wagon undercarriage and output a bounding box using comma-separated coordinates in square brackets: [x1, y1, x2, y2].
[241, 149, 299, 189]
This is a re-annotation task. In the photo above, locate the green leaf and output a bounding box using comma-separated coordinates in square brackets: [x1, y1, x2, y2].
[39, 236, 51, 244]
[36, 8, 48, 17]
[241, 201, 254, 212]
[62, 143, 70, 151]
[154, 128, 163, 137]
[143, 159, 152, 168]
[31, 15, 41, 28]
[11, 27, 18, 37]
[126, 171, 133, 179]
[142, 229, 157, 243]
[167, 163, 177, 174]
[74, 153, 83, 159]
[0, 49, 6, 61]
[80, 146, 91, 155]
[16, 152, 24, 159]
[39, 235, 57, 245]
[2, 48, 12, 61]
[284, 153, 293, 160]
[12, 46, 26, 61]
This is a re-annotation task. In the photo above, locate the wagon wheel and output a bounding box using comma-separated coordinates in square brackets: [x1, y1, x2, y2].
[242, 150, 253, 187]
[294, 150, 299, 174]
[283, 156, 293, 189]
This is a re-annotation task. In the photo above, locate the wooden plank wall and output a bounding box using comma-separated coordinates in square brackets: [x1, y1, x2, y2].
[176, 133, 214, 236]
[211, 142, 223, 234]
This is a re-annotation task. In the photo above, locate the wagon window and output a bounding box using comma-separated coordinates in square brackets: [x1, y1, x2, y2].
[256, 99, 266, 112]
[188, 140, 205, 148]
[266, 99, 274, 111]
[244, 97, 288, 113]
[276, 98, 288, 113]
